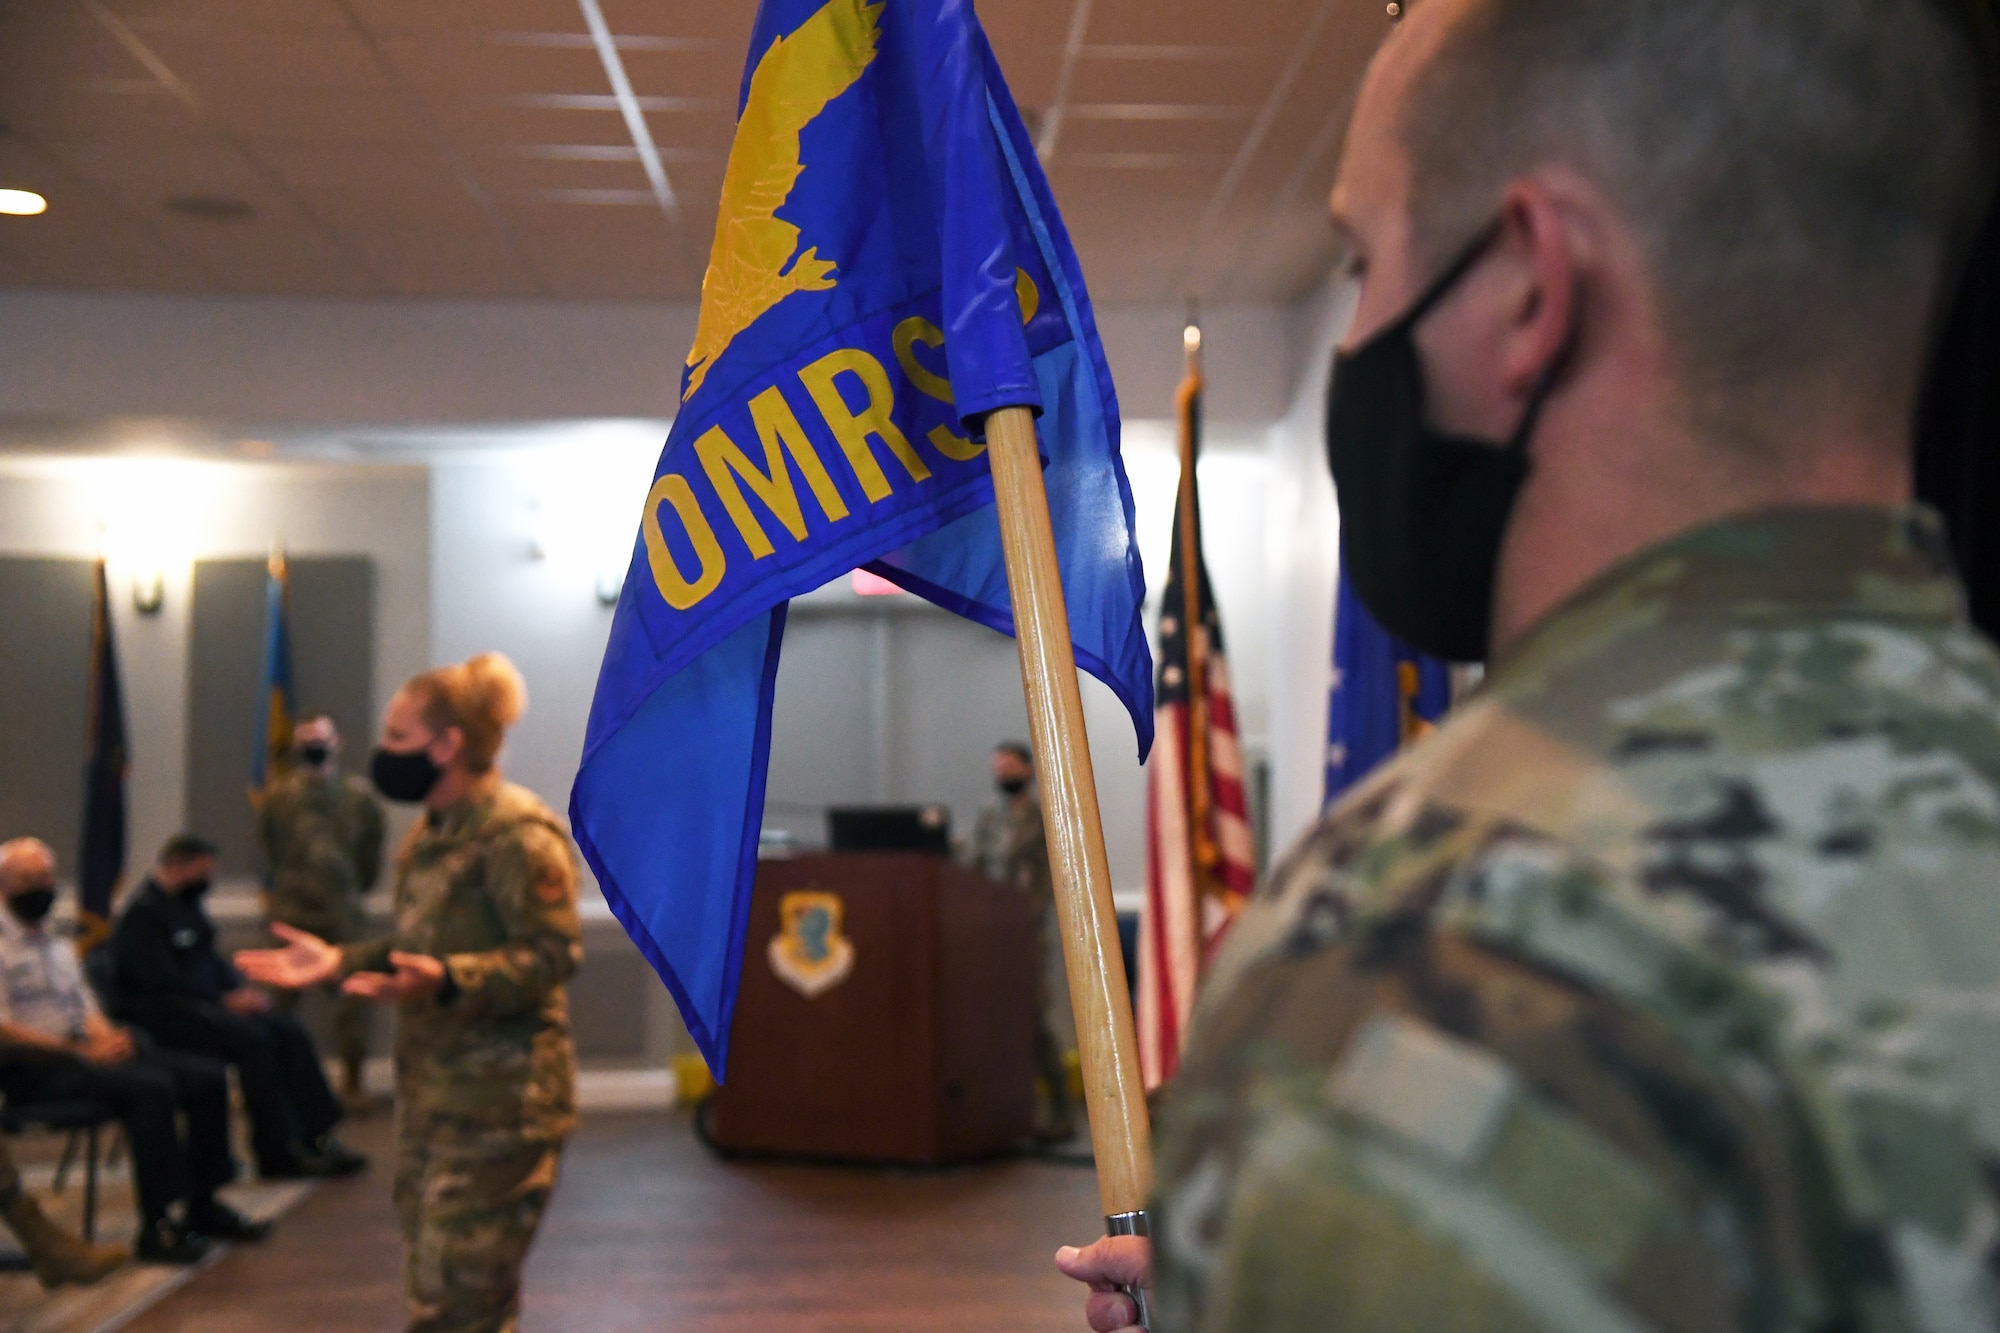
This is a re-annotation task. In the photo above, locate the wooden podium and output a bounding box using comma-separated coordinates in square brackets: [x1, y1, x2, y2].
[708, 852, 1041, 1165]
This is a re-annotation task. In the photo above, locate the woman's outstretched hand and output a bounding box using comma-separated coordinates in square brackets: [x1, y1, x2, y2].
[233, 923, 341, 990]
[343, 951, 446, 1003]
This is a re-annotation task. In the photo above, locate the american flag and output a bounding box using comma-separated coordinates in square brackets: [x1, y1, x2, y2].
[1138, 328, 1255, 1091]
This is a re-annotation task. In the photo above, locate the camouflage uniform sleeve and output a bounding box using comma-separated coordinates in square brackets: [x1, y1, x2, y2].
[255, 785, 280, 874]
[352, 789, 384, 891]
[1158, 882, 1811, 1333]
[441, 820, 582, 1019]
[338, 936, 395, 976]
[1026, 806, 1054, 904]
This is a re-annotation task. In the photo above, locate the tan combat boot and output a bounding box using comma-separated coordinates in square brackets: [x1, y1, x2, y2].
[340, 1056, 373, 1116]
[5, 1192, 128, 1288]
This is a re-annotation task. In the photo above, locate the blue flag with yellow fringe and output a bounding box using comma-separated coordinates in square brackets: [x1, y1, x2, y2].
[1324, 566, 1450, 807]
[571, 0, 1153, 1079]
[252, 550, 294, 791]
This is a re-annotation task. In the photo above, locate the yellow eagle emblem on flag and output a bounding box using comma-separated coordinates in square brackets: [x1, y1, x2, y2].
[682, 0, 885, 400]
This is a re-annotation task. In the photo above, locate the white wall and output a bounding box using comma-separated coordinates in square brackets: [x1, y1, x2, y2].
[0, 458, 430, 875]
[1263, 276, 1357, 858]
[0, 290, 1297, 430]
[425, 429, 664, 880]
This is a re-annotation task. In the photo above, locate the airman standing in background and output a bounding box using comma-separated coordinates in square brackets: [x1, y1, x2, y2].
[256, 713, 383, 1109]
[237, 652, 581, 1333]
[969, 740, 1075, 1142]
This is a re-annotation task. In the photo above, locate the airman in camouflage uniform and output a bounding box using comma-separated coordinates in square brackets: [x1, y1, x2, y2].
[971, 790, 1054, 910]
[258, 717, 384, 1101]
[1149, 507, 2000, 1330]
[1050, 0, 1997, 1323]
[970, 742, 1074, 1139]
[342, 774, 581, 1333]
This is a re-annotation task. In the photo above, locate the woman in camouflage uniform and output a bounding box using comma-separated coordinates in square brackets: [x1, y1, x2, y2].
[238, 653, 582, 1333]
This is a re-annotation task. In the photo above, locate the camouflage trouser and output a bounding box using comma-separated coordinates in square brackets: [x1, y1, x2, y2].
[395, 1131, 565, 1333]
[0, 1139, 21, 1206]
[269, 982, 370, 1072]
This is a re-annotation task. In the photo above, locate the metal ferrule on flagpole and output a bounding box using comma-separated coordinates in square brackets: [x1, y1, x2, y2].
[1107, 1209, 1155, 1329]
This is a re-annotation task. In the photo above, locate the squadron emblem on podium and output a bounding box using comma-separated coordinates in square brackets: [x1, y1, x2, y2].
[768, 888, 856, 999]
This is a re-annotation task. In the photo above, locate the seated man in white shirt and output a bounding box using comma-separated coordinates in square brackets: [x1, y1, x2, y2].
[0, 838, 268, 1263]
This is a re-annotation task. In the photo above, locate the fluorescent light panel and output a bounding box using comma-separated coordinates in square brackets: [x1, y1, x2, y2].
[574, 0, 679, 220]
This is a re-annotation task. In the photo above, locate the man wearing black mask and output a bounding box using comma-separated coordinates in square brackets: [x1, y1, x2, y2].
[1059, 0, 2000, 1328]
[0, 837, 260, 1263]
[966, 741, 1073, 1140]
[108, 834, 365, 1181]
[256, 714, 384, 1110]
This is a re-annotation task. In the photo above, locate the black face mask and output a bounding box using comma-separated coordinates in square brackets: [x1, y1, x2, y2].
[371, 745, 442, 804]
[6, 887, 55, 927]
[1325, 217, 1569, 663]
[996, 777, 1030, 798]
[181, 877, 213, 901]
[298, 742, 332, 768]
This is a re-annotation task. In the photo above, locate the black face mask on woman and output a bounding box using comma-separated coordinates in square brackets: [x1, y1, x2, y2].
[370, 746, 443, 804]
[1325, 217, 1570, 663]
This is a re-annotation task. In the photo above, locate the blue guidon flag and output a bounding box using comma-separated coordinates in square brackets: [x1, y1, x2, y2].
[1324, 566, 1451, 808]
[572, 0, 1153, 1079]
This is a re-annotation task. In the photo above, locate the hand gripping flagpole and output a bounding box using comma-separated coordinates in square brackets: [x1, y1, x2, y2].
[986, 405, 1155, 1328]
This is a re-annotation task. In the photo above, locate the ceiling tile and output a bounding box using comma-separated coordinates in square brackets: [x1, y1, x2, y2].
[0, 0, 1383, 307]
[343, 225, 545, 297]
[591, 0, 759, 45]
[199, 84, 424, 141]
[134, 26, 393, 94]
[0, 216, 201, 290]
[374, 34, 607, 98]
[102, 0, 352, 32]
[339, 0, 587, 38]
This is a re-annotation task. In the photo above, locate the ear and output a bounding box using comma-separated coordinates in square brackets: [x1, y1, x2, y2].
[1495, 178, 1583, 398]
[430, 726, 466, 769]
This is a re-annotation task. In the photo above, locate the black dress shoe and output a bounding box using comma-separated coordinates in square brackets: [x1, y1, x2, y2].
[135, 1220, 210, 1265]
[303, 1135, 368, 1177]
[186, 1200, 271, 1243]
[256, 1154, 312, 1181]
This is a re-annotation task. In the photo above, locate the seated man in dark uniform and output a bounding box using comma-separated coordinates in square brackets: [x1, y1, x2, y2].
[108, 834, 365, 1181]
[0, 837, 262, 1263]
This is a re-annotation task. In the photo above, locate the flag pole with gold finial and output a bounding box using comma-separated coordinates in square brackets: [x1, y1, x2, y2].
[1174, 315, 1221, 899]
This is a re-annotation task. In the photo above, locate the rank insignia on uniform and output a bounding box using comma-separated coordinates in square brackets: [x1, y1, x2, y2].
[768, 889, 855, 999]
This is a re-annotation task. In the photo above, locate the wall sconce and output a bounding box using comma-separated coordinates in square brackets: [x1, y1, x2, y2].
[132, 565, 166, 615]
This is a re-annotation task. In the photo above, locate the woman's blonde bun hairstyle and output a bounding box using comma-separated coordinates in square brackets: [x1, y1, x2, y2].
[404, 652, 527, 774]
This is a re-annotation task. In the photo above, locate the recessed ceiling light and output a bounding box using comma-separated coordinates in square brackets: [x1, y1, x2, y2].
[164, 193, 255, 222]
[0, 189, 48, 217]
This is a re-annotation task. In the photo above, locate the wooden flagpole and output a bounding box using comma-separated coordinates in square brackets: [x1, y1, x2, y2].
[985, 406, 1154, 1227]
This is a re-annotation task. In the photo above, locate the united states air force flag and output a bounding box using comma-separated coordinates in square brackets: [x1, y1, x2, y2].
[572, 0, 1153, 1079]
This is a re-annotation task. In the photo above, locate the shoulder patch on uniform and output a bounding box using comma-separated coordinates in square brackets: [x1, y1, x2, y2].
[1325, 1014, 1518, 1168]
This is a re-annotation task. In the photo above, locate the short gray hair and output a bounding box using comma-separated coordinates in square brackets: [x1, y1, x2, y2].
[0, 838, 54, 889]
[1401, 0, 1989, 441]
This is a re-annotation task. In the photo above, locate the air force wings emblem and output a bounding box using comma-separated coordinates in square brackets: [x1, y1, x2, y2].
[768, 888, 856, 999]
[683, 0, 885, 400]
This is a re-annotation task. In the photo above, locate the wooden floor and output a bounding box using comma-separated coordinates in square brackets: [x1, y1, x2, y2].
[124, 1109, 1103, 1332]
